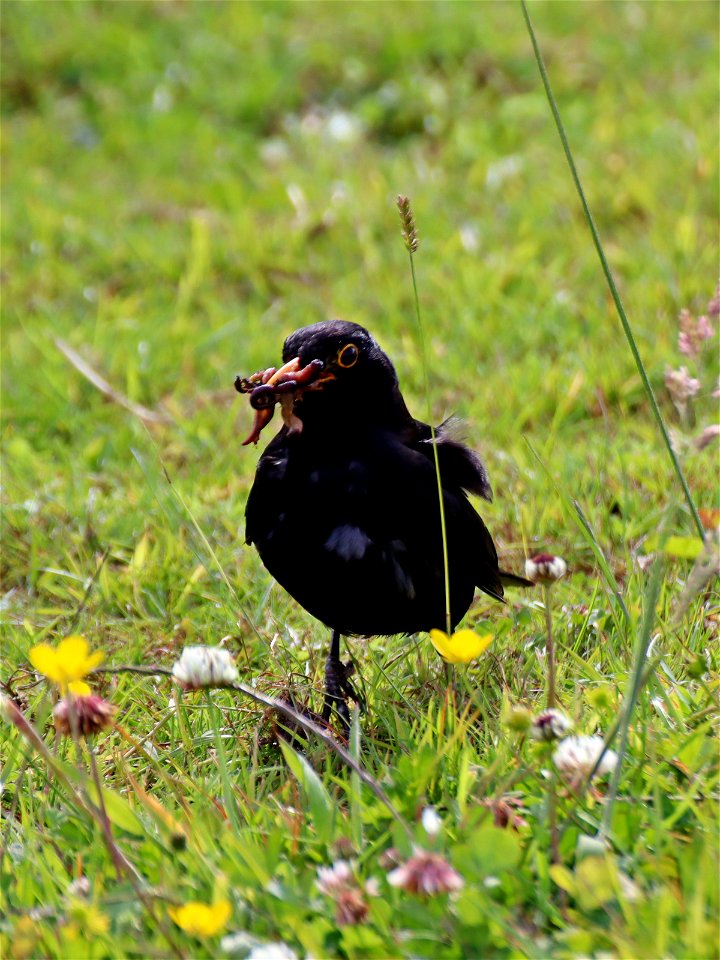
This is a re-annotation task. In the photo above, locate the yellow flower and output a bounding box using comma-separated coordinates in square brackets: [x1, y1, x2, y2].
[428, 629, 492, 664]
[29, 636, 104, 694]
[66, 900, 110, 937]
[169, 900, 231, 937]
[11, 915, 40, 959]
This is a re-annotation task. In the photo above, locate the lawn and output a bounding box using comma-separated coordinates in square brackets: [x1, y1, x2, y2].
[1, 1, 719, 957]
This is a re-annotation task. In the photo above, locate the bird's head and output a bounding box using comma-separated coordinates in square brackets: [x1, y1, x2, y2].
[236, 320, 406, 445]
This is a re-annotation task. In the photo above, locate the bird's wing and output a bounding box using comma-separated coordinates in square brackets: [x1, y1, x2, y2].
[245, 432, 290, 547]
[410, 420, 531, 592]
[380, 428, 504, 605]
[411, 417, 493, 501]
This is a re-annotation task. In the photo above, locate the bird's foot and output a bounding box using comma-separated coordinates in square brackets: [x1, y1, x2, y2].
[336, 659, 366, 713]
[322, 656, 365, 734]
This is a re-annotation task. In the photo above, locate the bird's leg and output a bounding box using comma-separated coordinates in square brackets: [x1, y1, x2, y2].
[322, 629, 348, 729]
[321, 630, 365, 733]
[337, 659, 365, 715]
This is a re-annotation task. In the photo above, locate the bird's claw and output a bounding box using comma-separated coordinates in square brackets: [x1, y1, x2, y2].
[322, 656, 365, 734]
[338, 660, 366, 714]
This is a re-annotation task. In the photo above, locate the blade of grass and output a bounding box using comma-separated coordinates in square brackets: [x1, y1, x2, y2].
[55, 338, 172, 425]
[349, 705, 363, 849]
[520, 0, 704, 540]
[397, 196, 452, 635]
[571, 499, 631, 626]
[598, 544, 665, 841]
[206, 691, 243, 833]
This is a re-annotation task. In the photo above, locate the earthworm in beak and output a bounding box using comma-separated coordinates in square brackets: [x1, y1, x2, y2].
[242, 406, 275, 446]
[237, 358, 324, 445]
[265, 356, 302, 386]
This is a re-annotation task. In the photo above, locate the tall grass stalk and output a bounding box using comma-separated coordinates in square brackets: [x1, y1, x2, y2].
[521, 0, 704, 540]
[397, 196, 452, 635]
[543, 585, 557, 709]
[206, 691, 243, 833]
[599, 549, 664, 840]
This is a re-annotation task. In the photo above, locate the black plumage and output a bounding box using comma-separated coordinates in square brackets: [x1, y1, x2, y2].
[241, 320, 527, 728]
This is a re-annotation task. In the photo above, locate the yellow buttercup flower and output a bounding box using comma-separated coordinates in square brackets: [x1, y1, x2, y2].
[428, 629, 492, 664]
[169, 900, 231, 937]
[66, 900, 111, 937]
[29, 636, 104, 694]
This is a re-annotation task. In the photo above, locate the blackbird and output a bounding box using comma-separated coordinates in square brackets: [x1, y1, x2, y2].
[238, 319, 528, 730]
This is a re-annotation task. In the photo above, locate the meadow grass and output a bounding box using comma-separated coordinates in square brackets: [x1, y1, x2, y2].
[2, 2, 719, 957]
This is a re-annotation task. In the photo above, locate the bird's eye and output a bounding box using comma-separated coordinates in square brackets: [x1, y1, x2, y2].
[337, 343, 359, 368]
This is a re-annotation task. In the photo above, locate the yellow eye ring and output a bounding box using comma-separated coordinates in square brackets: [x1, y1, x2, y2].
[337, 343, 359, 368]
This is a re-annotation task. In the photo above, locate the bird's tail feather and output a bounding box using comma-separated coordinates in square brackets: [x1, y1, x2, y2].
[499, 570, 533, 589]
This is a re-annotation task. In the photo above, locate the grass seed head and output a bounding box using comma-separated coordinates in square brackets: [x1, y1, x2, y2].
[396, 194, 419, 253]
[665, 366, 701, 405]
[707, 281, 720, 317]
[678, 307, 714, 357]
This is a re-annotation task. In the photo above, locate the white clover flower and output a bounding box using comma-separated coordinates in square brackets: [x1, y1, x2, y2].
[221, 934, 298, 960]
[53, 694, 117, 737]
[364, 877, 381, 898]
[387, 848, 464, 896]
[421, 806, 442, 836]
[316, 859, 376, 926]
[530, 709, 573, 742]
[221, 932, 256, 955]
[172, 646, 238, 689]
[553, 735, 618, 780]
[316, 859, 353, 895]
[665, 366, 701, 404]
[66, 876, 90, 898]
[334, 888, 369, 926]
[525, 554, 567, 583]
[246, 944, 298, 960]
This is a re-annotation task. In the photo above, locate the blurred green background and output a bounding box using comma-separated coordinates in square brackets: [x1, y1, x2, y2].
[2, 0, 718, 635]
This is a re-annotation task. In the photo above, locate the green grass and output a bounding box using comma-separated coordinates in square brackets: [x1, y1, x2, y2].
[2, 1, 719, 957]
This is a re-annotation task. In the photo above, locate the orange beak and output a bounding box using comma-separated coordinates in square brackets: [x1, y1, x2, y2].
[266, 356, 302, 386]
